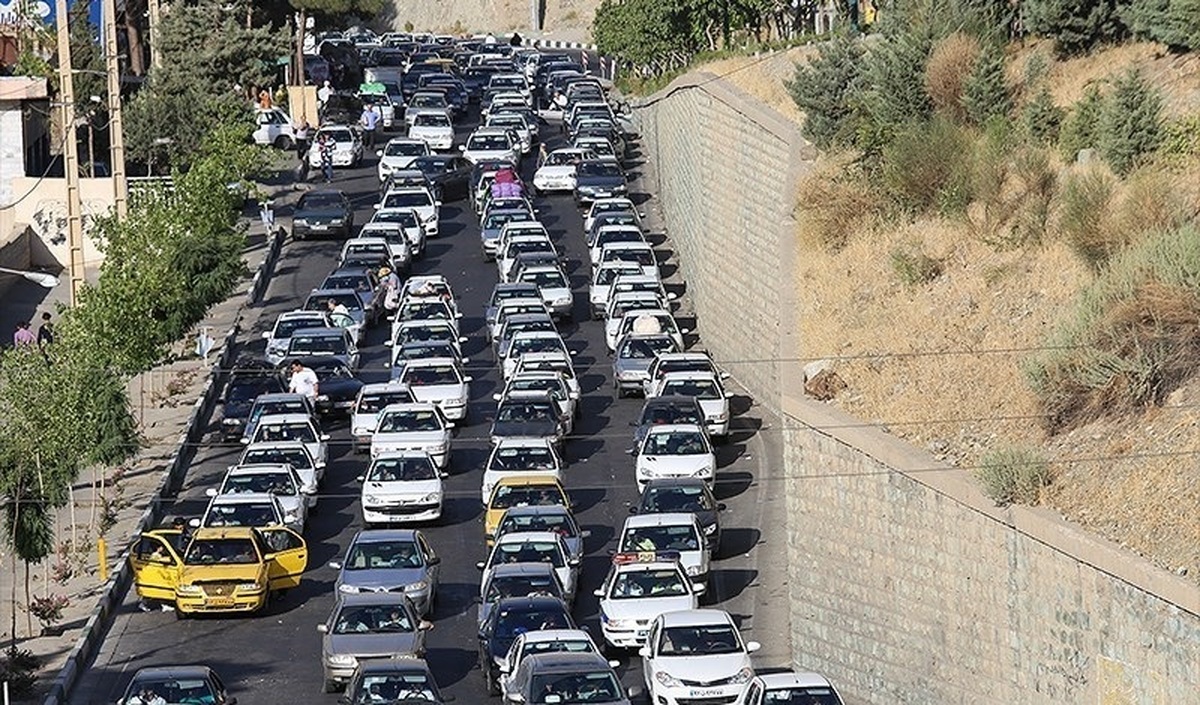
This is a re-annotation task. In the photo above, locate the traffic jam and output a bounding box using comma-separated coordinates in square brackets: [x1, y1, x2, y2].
[113, 28, 845, 705]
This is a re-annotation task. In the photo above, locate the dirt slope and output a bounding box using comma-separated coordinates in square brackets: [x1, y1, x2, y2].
[386, 0, 597, 39]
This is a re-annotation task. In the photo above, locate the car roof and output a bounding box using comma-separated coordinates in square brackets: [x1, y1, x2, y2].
[494, 595, 569, 611]
[623, 512, 699, 529]
[501, 504, 571, 518]
[661, 370, 720, 382]
[399, 357, 461, 368]
[378, 402, 440, 413]
[643, 423, 706, 435]
[226, 464, 292, 476]
[351, 528, 419, 543]
[290, 327, 346, 337]
[491, 561, 558, 577]
[523, 652, 612, 672]
[308, 287, 359, 297]
[757, 672, 834, 689]
[360, 382, 412, 394]
[658, 609, 734, 628]
[357, 658, 432, 676]
[253, 393, 304, 402]
[278, 310, 328, 320]
[336, 591, 416, 606]
[494, 474, 564, 488]
[494, 437, 557, 450]
[191, 527, 259, 540]
[256, 413, 315, 425]
[129, 665, 214, 681]
[210, 492, 276, 504]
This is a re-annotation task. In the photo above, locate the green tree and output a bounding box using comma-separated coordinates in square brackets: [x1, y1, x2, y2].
[1099, 68, 1163, 174]
[1120, 0, 1200, 50]
[1024, 0, 1130, 55]
[1059, 84, 1105, 159]
[857, 28, 934, 155]
[786, 34, 865, 149]
[962, 42, 1012, 126]
[1023, 87, 1066, 144]
[594, 0, 699, 76]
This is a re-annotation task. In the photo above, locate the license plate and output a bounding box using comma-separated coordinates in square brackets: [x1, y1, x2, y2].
[311, 224, 329, 231]
[206, 597, 235, 607]
[688, 689, 723, 698]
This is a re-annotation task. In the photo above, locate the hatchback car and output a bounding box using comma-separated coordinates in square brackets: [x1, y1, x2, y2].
[330, 529, 441, 616]
[477, 562, 566, 627]
[618, 513, 709, 587]
[319, 592, 431, 691]
[639, 610, 760, 705]
[261, 311, 332, 366]
[497, 629, 605, 693]
[596, 553, 702, 650]
[477, 531, 579, 604]
[634, 423, 716, 491]
[613, 333, 681, 397]
[634, 478, 725, 554]
[351, 383, 416, 453]
[357, 451, 447, 525]
[117, 666, 236, 705]
[482, 438, 565, 504]
[393, 357, 472, 422]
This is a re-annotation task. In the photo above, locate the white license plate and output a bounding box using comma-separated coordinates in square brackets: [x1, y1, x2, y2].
[688, 690, 724, 698]
[311, 224, 329, 231]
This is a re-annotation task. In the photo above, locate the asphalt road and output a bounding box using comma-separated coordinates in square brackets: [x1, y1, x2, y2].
[69, 91, 782, 705]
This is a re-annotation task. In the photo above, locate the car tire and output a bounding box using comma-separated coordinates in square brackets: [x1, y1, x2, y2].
[323, 679, 340, 694]
[274, 135, 294, 151]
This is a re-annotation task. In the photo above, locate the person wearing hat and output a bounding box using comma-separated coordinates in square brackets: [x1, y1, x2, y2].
[379, 266, 401, 313]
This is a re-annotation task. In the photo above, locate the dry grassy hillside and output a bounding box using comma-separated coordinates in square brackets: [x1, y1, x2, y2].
[700, 40, 1200, 582]
[387, 0, 597, 39]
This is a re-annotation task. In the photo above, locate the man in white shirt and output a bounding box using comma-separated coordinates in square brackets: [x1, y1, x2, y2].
[289, 360, 319, 401]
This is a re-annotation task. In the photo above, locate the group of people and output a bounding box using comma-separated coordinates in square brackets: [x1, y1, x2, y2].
[292, 83, 384, 184]
[11, 311, 53, 348]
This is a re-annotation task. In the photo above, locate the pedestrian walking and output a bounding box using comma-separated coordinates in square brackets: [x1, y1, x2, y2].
[317, 80, 333, 106]
[360, 104, 380, 150]
[288, 359, 320, 403]
[36, 312, 54, 347]
[317, 132, 335, 183]
[12, 321, 35, 347]
[295, 120, 312, 182]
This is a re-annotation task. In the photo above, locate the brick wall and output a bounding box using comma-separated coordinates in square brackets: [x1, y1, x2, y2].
[634, 73, 815, 408]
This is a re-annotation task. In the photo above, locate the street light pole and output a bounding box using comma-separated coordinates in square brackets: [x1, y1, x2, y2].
[53, 0, 85, 307]
[102, 0, 128, 219]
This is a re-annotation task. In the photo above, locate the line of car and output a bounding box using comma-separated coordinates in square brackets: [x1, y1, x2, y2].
[114, 31, 845, 705]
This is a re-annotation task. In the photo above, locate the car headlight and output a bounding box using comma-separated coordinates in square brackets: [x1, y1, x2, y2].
[654, 672, 683, 689]
[294, 218, 308, 226]
[693, 467, 712, 478]
[421, 492, 440, 503]
[552, 296, 572, 306]
[685, 564, 703, 576]
[425, 444, 443, 454]
[328, 654, 358, 666]
[222, 418, 241, 426]
[353, 428, 371, 437]
[237, 582, 263, 592]
[338, 584, 360, 594]
[364, 494, 381, 504]
[490, 435, 501, 445]
[713, 412, 729, 421]
[329, 219, 344, 225]
[316, 394, 329, 401]
[730, 667, 753, 685]
[176, 584, 202, 595]
[405, 579, 429, 592]
[703, 523, 718, 536]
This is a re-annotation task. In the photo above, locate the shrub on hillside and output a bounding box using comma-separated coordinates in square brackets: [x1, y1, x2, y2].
[1158, 114, 1200, 162]
[1059, 169, 1118, 271]
[1025, 227, 1200, 430]
[889, 243, 943, 286]
[962, 42, 1012, 126]
[924, 31, 980, 123]
[1099, 69, 1163, 175]
[882, 118, 973, 213]
[787, 34, 866, 150]
[1009, 148, 1058, 248]
[794, 155, 878, 252]
[1121, 0, 1200, 51]
[975, 447, 1051, 506]
[858, 29, 935, 155]
[1059, 84, 1105, 160]
[1024, 0, 1129, 55]
[1022, 86, 1066, 144]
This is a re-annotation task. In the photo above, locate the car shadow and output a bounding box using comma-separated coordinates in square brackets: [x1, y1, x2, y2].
[709, 568, 759, 603]
[716, 527, 761, 560]
[714, 470, 753, 500]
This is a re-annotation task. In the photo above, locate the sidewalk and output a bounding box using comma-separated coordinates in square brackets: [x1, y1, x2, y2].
[0, 169, 300, 702]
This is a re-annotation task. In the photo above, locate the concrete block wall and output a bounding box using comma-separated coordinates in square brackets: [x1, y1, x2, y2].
[783, 395, 1200, 703]
[634, 73, 815, 408]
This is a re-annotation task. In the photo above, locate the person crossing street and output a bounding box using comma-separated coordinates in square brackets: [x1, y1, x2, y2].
[360, 104, 380, 150]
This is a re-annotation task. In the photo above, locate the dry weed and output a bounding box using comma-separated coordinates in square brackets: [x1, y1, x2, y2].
[794, 154, 878, 252]
[1057, 167, 1118, 270]
[925, 32, 981, 123]
[1111, 165, 1187, 238]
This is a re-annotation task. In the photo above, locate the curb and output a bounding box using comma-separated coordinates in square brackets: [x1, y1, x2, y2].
[40, 225, 287, 705]
[533, 40, 598, 51]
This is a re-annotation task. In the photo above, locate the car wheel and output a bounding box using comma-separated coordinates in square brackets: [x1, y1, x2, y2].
[323, 679, 340, 694]
[274, 135, 294, 151]
[484, 664, 500, 696]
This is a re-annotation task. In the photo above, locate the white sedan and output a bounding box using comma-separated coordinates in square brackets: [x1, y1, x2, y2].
[532, 148, 591, 193]
[210, 463, 313, 533]
[481, 438, 565, 504]
[476, 531, 579, 604]
[357, 451, 446, 526]
[634, 424, 715, 491]
[370, 403, 453, 469]
[392, 357, 472, 422]
[596, 553, 702, 650]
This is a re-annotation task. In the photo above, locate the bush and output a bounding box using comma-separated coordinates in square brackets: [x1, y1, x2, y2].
[1059, 84, 1105, 160]
[1121, 0, 1200, 51]
[924, 31, 980, 123]
[794, 156, 878, 252]
[882, 118, 974, 213]
[1059, 169, 1118, 271]
[858, 29, 935, 154]
[962, 42, 1012, 126]
[1024, 0, 1129, 55]
[1022, 86, 1066, 144]
[0, 648, 39, 698]
[890, 244, 943, 286]
[1113, 166, 1187, 241]
[1008, 148, 1058, 248]
[787, 34, 866, 150]
[1099, 69, 1163, 175]
[1158, 114, 1200, 162]
[975, 447, 1051, 506]
[1025, 227, 1200, 430]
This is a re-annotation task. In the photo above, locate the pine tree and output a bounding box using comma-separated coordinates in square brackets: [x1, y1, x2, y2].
[1058, 84, 1105, 160]
[1022, 87, 1066, 144]
[1099, 69, 1163, 175]
[1024, 0, 1129, 55]
[1120, 0, 1200, 51]
[962, 43, 1012, 126]
[786, 34, 865, 149]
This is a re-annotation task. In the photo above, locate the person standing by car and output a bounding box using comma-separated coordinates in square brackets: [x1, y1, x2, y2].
[317, 132, 335, 183]
[360, 104, 380, 150]
[317, 80, 333, 107]
[379, 266, 401, 314]
[294, 120, 311, 182]
[289, 360, 320, 403]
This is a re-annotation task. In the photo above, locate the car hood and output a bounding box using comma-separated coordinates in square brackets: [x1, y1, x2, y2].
[373, 430, 448, 446]
[614, 358, 654, 376]
[603, 594, 695, 621]
[536, 166, 576, 178]
[576, 175, 625, 189]
[639, 454, 713, 474]
[296, 207, 349, 220]
[223, 399, 253, 421]
[381, 155, 419, 169]
[408, 384, 466, 403]
[696, 398, 726, 416]
[491, 419, 559, 438]
[180, 564, 262, 585]
[363, 478, 442, 499]
[538, 286, 572, 301]
[658, 653, 752, 683]
[339, 567, 427, 592]
[352, 412, 382, 434]
[319, 378, 364, 398]
[327, 632, 421, 658]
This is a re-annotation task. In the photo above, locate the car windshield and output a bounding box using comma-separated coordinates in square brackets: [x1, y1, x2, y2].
[546, 151, 583, 167]
[344, 540, 423, 569]
[374, 211, 421, 228]
[611, 568, 688, 599]
[414, 113, 450, 127]
[492, 288, 538, 306]
[499, 513, 573, 538]
[397, 342, 456, 361]
[378, 410, 441, 432]
[658, 625, 741, 656]
[367, 456, 437, 481]
[597, 229, 642, 247]
[358, 392, 414, 413]
[354, 674, 437, 705]
[485, 573, 561, 602]
[495, 606, 570, 638]
[492, 446, 556, 470]
[595, 266, 639, 285]
[644, 431, 707, 455]
[400, 302, 452, 321]
[127, 678, 216, 705]
[289, 334, 347, 355]
[402, 366, 459, 385]
[491, 77, 525, 89]
[227, 376, 280, 403]
[509, 378, 565, 398]
[324, 274, 374, 291]
[333, 605, 415, 634]
[512, 337, 563, 356]
[523, 270, 567, 289]
[507, 240, 554, 257]
[302, 192, 344, 209]
[383, 192, 433, 209]
[306, 293, 363, 312]
[205, 503, 276, 528]
[323, 129, 354, 143]
[485, 212, 531, 230]
[662, 379, 721, 399]
[183, 538, 259, 565]
[256, 422, 316, 443]
[643, 486, 713, 512]
[496, 401, 556, 423]
[620, 337, 676, 360]
[491, 485, 564, 510]
[578, 161, 622, 177]
[528, 671, 622, 704]
[622, 525, 700, 552]
[522, 639, 595, 659]
[243, 447, 312, 469]
[469, 134, 510, 150]
[347, 242, 389, 257]
[274, 317, 326, 338]
[386, 142, 427, 156]
[413, 157, 450, 173]
[224, 472, 295, 495]
[611, 300, 657, 318]
[763, 688, 842, 705]
[603, 249, 654, 267]
[503, 320, 555, 340]
[252, 402, 314, 421]
[312, 362, 353, 381]
[493, 540, 564, 567]
[411, 95, 446, 108]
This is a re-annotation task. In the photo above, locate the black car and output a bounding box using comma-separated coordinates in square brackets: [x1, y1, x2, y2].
[490, 391, 568, 449]
[632, 477, 726, 554]
[343, 659, 448, 705]
[411, 155, 473, 201]
[462, 66, 500, 102]
[478, 596, 575, 695]
[295, 356, 363, 415]
[319, 43, 363, 89]
[293, 190, 354, 240]
[119, 665, 236, 705]
[318, 93, 364, 127]
[573, 159, 628, 206]
[632, 395, 707, 445]
[219, 359, 285, 441]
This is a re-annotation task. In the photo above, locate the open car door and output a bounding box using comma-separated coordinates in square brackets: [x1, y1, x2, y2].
[128, 530, 183, 603]
[259, 526, 308, 590]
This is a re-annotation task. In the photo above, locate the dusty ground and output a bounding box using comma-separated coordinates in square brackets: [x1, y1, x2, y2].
[387, 0, 597, 39]
[700, 41, 1200, 582]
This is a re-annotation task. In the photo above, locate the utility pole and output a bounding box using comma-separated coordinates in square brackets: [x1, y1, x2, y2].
[147, 0, 162, 69]
[102, 0, 127, 219]
[53, 0, 85, 306]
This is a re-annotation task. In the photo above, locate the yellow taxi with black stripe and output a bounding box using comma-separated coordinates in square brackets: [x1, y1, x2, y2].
[129, 526, 308, 615]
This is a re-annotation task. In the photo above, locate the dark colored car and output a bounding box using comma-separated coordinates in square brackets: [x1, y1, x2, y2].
[293, 190, 354, 240]
[319, 93, 364, 127]
[573, 159, 628, 206]
[478, 596, 576, 695]
[342, 658, 448, 705]
[219, 359, 285, 441]
[490, 391, 568, 449]
[411, 155, 473, 201]
[470, 158, 519, 194]
[117, 665, 236, 705]
[462, 66, 500, 102]
[296, 356, 364, 415]
[632, 395, 707, 445]
[319, 43, 364, 89]
[632, 477, 726, 553]
[304, 54, 331, 85]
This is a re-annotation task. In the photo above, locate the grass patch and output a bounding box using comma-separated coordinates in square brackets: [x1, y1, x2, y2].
[975, 447, 1051, 506]
[1058, 169, 1118, 270]
[889, 244, 943, 286]
[1025, 226, 1200, 431]
[794, 154, 878, 252]
[924, 31, 980, 123]
[882, 118, 974, 214]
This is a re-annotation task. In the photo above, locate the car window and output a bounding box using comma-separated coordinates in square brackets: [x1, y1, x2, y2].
[378, 410, 442, 432]
[485, 573, 561, 601]
[619, 337, 675, 360]
[206, 502, 276, 528]
[662, 379, 721, 399]
[762, 688, 842, 705]
[345, 539, 423, 569]
[491, 485, 565, 510]
[225, 472, 296, 495]
[644, 486, 713, 512]
[184, 538, 259, 565]
[383, 192, 433, 209]
[367, 455, 438, 481]
[611, 568, 688, 599]
[645, 430, 707, 455]
[402, 366, 460, 386]
[498, 513, 574, 538]
[528, 671, 621, 705]
[387, 142, 428, 156]
[621, 525, 700, 552]
[333, 605, 415, 634]
[494, 606, 571, 638]
[128, 678, 216, 705]
[354, 674, 436, 705]
[289, 334, 348, 355]
[242, 447, 312, 469]
[358, 392, 414, 413]
[414, 113, 451, 127]
[658, 624, 741, 655]
[491, 445, 557, 470]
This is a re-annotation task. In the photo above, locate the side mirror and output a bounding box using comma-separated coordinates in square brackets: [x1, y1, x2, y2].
[188, 518, 201, 528]
[581, 529, 592, 538]
[567, 557, 580, 567]
[628, 506, 638, 514]
[446, 422, 455, 429]
[428, 555, 442, 565]
[625, 448, 635, 455]
[376, 150, 384, 157]
[355, 475, 365, 482]
[328, 561, 342, 569]
[205, 488, 218, 497]
[383, 339, 394, 347]
[463, 376, 474, 382]
[373, 203, 381, 210]
[419, 620, 434, 631]
[476, 561, 485, 570]
[459, 336, 468, 343]
[679, 328, 691, 335]
[568, 391, 580, 400]
[455, 312, 464, 319]
[339, 696, 351, 705]
[717, 503, 727, 511]
[492, 392, 503, 401]
[724, 392, 733, 399]
[637, 647, 650, 658]
[316, 624, 328, 633]
[627, 685, 644, 699]
[239, 438, 250, 445]
[261, 331, 272, 340]
[693, 583, 707, 596]
[592, 588, 604, 597]
[439, 472, 450, 479]
[284, 513, 297, 524]
[746, 641, 761, 653]
[667, 292, 678, 300]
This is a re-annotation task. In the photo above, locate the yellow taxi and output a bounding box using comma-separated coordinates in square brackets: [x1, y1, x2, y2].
[483, 475, 570, 545]
[129, 526, 308, 615]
